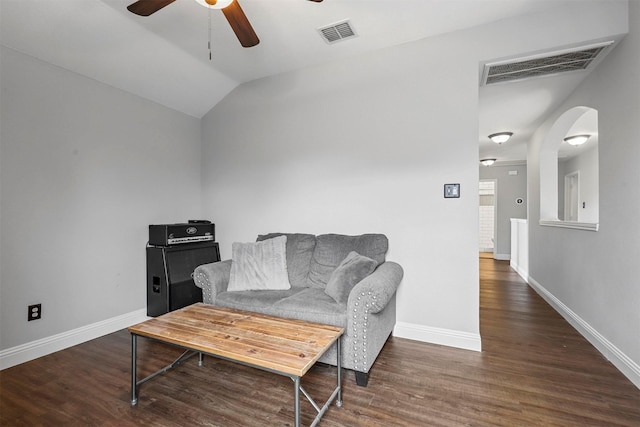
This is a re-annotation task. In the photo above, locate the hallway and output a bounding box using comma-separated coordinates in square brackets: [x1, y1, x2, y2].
[477, 256, 640, 425]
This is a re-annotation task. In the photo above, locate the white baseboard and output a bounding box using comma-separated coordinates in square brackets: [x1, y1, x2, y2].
[393, 322, 482, 352]
[0, 308, 149, 370]
[528, 276, 640, 390]
[493, 253, 511, 261]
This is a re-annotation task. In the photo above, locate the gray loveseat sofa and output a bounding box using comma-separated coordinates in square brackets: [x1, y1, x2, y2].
[193, 233, 403, 386]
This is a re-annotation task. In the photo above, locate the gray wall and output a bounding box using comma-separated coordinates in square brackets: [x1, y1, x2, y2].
[479, 164, 528, 258]
[528, 1, 639, 386]
[0, 47, 203, 350]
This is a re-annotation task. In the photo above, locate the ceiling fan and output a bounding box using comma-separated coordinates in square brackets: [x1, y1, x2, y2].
[127, 0, 323, 48]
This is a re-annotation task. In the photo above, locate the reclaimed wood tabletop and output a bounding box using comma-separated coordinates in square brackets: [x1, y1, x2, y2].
[128, 303, 343, 377]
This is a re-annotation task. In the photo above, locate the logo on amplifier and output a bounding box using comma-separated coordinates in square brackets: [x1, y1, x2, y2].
[186, 227, 197, 235]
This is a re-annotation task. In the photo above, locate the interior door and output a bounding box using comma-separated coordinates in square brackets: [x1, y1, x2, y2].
[564, 171, 580, 221]
[479, 180, 496, 253]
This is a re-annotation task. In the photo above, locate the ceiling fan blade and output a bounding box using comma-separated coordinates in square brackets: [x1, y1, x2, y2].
[127, 0, 176, 17]
[222, 0, 260, 48]
[308, 0, 323, 2]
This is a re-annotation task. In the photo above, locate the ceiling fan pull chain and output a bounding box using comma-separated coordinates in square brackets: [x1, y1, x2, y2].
[208, 8, 212, 60]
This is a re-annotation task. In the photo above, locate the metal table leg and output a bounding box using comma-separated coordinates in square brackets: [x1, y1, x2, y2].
[294, 376, 301, 427]
[131, 334, 138, 406]
[130, 333, 343, 426]
[336, 337, 342, 407]
[292, 338, 343, 427]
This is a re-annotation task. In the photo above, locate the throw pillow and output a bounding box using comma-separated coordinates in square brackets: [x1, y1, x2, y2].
[324, 251, 377, 304]
[307, 234, 388, 288]
[257, 233, 316, 288]
[228, 235, 291, 292]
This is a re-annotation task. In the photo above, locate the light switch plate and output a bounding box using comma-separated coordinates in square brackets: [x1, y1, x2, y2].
[444, 183, 460, 198]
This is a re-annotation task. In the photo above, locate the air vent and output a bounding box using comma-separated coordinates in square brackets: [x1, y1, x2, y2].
[481, 41, 614, 85]
[318, 20, 357, 44]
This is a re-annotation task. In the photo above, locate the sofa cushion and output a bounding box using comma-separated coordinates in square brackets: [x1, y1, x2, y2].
[272, 288, 347, 327]
[307, 234, 388, 288]
[215, 289, 303, 314]
[257, 233, 316, 288]
[324, 251, 378, 305]
[228, 236, 290, 291]
[215, 288, 346, 328]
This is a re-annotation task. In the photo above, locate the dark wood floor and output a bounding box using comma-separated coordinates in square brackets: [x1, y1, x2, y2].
[2, 257, 639, 426]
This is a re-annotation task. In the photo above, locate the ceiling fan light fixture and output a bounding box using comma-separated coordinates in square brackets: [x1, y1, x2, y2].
[488, 132, 513, 144]
[480, 158, 497, 166]
[195, 0, 234, 9]
[564, 134, 590, 146]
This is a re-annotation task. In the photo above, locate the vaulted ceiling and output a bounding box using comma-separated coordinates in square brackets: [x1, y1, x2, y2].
[1, 0, 626, 164]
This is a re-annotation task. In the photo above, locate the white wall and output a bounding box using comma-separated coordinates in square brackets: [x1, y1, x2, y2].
[0, 48, 202, 351]
[480, 164, 527, 258]
[528, 2, 639, 387]
[201, 31, 482, 348]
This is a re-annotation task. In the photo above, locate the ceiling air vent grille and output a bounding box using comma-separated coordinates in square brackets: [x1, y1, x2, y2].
[318, 20, 357, 44]
[482, 41, 613, 85]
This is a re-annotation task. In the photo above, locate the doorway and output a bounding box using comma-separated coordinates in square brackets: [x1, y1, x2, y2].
[479, 180, 497, 254]
[564, 171, 580, 221]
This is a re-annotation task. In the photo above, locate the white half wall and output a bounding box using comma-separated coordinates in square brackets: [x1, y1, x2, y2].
[510, 218, 529, 281]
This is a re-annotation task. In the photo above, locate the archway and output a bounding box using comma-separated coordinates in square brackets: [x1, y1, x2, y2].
[539, 106, 599, 229]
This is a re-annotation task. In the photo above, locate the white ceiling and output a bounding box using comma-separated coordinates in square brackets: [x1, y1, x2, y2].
[0, 0, 619, 164]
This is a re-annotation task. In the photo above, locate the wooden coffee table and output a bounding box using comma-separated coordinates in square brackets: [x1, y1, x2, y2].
[128, 303, 344, 427]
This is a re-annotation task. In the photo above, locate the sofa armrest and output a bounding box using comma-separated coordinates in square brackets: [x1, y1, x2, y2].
[340, 261, 403, 378]
[348, 261, 403, 314]
[193, 259, 232, 304]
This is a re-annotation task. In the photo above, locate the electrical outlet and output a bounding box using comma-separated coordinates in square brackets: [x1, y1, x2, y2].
[28, 304, 41, 321]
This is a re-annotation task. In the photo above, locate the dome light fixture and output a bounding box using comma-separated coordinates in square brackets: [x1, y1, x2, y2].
[564, 134, 591, 146]
[480, 158, 497, 166]
[194, 0, 234, 9]
[488, 132, 513, 144]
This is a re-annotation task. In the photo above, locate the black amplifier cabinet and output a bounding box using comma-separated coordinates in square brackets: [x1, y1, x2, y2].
[146, 241, 220, 317]
[149, 222, 215, 247]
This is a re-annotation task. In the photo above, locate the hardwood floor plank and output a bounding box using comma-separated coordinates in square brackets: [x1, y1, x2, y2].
[2, 258, 640, 426]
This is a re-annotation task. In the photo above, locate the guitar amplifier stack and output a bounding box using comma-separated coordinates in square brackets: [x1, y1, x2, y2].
[146, 221, 220, 317]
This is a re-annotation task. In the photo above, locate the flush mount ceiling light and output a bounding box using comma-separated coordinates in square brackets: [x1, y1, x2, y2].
[480, 158, 497, 166]
[194, 0, 234, 8]
[488, 132, 513, 144]
[564, 134, 591, 146]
